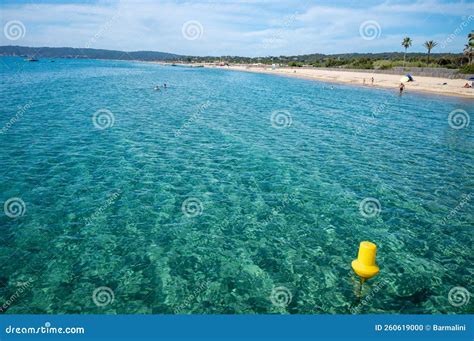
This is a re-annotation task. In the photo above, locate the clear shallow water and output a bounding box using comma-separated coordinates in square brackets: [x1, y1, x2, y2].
[0, 57, 472, 314]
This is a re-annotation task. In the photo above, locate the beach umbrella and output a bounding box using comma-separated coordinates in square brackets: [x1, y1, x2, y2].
[400, 74, 414, 83]
[400, 76, 410, 83]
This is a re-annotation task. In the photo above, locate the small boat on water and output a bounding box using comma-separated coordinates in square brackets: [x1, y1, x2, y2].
[171, 63, 203, 68]
[25, 58, 39, 62]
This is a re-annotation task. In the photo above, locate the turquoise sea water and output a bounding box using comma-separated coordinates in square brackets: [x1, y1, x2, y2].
[0, 57, 472, 314]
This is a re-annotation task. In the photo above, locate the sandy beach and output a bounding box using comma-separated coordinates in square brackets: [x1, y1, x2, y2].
[205, 64, 474, 99]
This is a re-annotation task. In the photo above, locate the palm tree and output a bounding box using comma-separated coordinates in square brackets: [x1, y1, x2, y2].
[423, 40, 438, 64]
[401, 37, 412, 67]
[464, 31, 474, 65]
[464, 44, 473, 65]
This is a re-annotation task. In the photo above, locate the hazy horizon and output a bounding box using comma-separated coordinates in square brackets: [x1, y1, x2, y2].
[0, 0, 473, 58]
[0, 44, 468, 59]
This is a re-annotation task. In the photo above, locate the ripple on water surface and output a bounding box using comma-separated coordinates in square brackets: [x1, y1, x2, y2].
[0, 57, 472, 314]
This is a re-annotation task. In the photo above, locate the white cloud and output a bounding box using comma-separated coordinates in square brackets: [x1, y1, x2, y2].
[0, 0, 471, 56]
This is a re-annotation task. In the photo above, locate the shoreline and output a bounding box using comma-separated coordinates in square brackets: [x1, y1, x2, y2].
[206, 64, 474, 100]
[6, 55, 471, 99]
[152, 62, 473, 100]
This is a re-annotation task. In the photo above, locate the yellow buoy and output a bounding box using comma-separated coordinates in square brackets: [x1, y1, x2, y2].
[351, 241, 379, 280]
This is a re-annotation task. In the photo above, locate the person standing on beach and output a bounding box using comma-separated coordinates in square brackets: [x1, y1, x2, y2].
[363, 78, 366, 85]
[371, 77, 374, 85]
[399, 83, 405, 95]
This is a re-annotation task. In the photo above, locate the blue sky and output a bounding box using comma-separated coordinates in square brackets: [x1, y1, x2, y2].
[0, 0, 472, 56]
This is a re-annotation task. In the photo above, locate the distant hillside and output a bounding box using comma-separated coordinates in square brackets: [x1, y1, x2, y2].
[1, 45, 469, 72]
[0, 45, 182, 61]
[1, 45, 465, 63]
